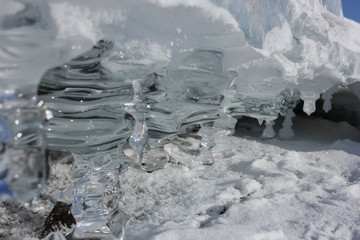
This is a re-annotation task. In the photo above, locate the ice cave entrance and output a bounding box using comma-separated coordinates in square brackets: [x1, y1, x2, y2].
[236, 83, 360, 144]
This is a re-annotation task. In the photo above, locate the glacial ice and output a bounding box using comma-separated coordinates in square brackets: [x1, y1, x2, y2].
[0, 0, 360, 239]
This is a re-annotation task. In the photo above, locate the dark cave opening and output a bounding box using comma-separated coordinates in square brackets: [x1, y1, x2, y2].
[235, 84, 360, 141]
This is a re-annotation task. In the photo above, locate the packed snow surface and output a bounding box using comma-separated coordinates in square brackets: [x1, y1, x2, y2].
[119, 118, 360, 240]
[1, 117, 360, 239]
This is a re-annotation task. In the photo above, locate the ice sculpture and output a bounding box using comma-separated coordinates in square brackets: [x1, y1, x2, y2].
[1, 0, 360, 239]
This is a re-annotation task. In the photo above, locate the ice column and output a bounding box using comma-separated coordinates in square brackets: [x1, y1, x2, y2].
[321, 85, 340, 113]
[0, 0, 93, 202]
[262, 120, 276, 138]
[124, 80, 150, 165]
[0, 90, 49, 202]
[61, 151, 130, 240]
[279, 109, 295, 138]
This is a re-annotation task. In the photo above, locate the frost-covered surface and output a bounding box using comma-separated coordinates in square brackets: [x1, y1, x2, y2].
[1, 117, 360, 239]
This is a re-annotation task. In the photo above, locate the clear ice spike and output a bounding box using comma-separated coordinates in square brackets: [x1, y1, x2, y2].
[125, 80, 150, 164]
[129, 120, 148, 164]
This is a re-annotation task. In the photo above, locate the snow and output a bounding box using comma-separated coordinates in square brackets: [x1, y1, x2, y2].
[114, 117, 360, 240]
[1, 116, 360, 239]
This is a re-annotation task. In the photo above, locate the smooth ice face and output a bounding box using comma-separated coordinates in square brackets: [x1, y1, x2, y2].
[0, 0, 94, 96]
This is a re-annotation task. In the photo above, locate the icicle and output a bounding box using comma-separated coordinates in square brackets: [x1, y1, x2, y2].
[129, 118, 148, 163]
[321, 85, 339, 113]
[301, 95, 318, 116]
[257, 118, 265, 125]
[279, 109, 295, 138]
[124, 80, 149, 164]
[262, 120, 275, 138]
[322, 94, 332, 113]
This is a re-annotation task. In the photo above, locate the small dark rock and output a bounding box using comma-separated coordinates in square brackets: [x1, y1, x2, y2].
[41, 201, 76, 238]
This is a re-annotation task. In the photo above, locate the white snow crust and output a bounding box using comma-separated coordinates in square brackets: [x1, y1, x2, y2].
[117, 118, 360, 240]
[2, 117, 360, 239]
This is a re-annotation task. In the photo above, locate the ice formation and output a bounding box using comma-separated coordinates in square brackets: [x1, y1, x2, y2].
[1, 0, 360, 239]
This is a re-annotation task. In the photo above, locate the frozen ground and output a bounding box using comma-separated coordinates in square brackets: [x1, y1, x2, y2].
[1, 115, 360, 240]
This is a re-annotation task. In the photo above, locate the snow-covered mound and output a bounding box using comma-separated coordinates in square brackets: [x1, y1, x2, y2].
[213, 0, 360, 117]
[1, 0, 359, 112]
[33, 0, 360, 153]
